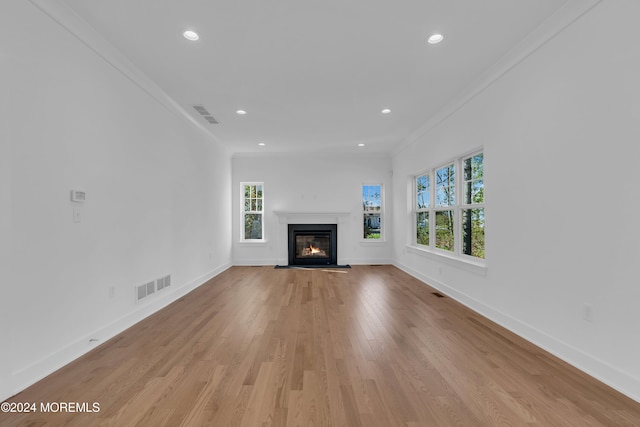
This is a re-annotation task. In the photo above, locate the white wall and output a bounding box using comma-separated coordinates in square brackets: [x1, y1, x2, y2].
[4, 0, 638, 406]
[0, 0, 232, 401]
[0, 46, 13, 398]
[232, 153, 392, 265]
[392, 0, 640, 401]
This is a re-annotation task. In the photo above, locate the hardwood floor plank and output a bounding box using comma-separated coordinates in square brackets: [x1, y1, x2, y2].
[2, 265, 640, 426]
[178, 365, 226, 427]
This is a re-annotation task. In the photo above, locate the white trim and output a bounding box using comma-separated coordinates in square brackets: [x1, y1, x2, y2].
[273, 211, 351, 224]
[232, 259, 280, 266]
[4, 261, 232, 402]
[28, 0, 225, 148]
[346, 258, 392, 265]
[237, 240, 268, 246]
[272, 211, 351, 266]
[392, 0, 602, 157]
[359, 240, 388, 246]
[406, 244, 486, 276]
[392, 260, 640, 404]
[414, 146, 484, 179]
[240, 182, 265, 242]
[412, 151, 485, 262]
[361, 183, 384, 242]
[29, 0, 601, 160]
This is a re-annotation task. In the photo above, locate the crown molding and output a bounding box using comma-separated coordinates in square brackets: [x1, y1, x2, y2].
[28, 0, 225, 150]
[27, 0, 601, 159]
[392, 0, 603, 157]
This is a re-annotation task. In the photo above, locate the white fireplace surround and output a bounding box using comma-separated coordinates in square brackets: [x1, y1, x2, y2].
[273, 211, 350, 265]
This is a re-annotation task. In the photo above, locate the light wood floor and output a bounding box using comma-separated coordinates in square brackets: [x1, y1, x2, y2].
[2, 265, 640, 426]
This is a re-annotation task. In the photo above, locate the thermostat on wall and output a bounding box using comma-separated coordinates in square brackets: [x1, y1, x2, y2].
[70, 189, 86, 203]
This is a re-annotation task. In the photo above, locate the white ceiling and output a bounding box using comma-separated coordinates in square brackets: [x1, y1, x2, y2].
[59, 0, 569, 154]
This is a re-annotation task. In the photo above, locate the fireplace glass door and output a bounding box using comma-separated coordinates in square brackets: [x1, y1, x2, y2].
[295, 234, 331, 260]
[288, 224, 337, 265]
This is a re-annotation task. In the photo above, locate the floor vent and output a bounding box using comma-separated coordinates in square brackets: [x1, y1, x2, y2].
[432, 292, 446, 298]
[192, 105, 219, 124]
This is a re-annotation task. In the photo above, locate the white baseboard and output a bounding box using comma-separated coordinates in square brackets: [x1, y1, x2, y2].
[344, 258, 392, 265]
[232, 258, 281, 266]
[392, 261, 640, 403]
[230, 259, 394, 266]
[4, 262, 231, 402]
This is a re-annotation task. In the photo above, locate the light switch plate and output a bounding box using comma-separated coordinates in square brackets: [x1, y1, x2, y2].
[70, 189, 86, 203]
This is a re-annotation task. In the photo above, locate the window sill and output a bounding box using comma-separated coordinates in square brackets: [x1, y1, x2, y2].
[360, 239, 387, 245]
[405, 245, 487, 276]
[238, 240, 268, 246]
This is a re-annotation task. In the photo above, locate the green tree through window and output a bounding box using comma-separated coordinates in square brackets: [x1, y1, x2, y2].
[362, 185, 382, 239]
[414, 151, 484, 260]
[462, 154, 484, 258]
[242, 183, 263, 240]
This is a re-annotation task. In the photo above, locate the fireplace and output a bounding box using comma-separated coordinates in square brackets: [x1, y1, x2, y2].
[288, 224, 337, 266]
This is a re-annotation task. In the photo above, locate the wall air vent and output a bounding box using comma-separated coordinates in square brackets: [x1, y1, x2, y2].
[137, 284, 146, 301]
[192, 105, 219, 124]
[156, 274, 171, 291]
[136, 281, 155, 302]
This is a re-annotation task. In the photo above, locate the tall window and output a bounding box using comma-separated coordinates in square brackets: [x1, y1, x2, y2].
[242, 182, 264, 240]
[416, 175, 430, 245]
[462, 153, 484, 258]
[435, 163, 455, 252]
[414, 151, 484, 260]
[362, 184, 382, 240]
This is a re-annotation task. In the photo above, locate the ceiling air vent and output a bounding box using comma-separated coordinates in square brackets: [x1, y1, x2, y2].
[192, 104, 219, 124]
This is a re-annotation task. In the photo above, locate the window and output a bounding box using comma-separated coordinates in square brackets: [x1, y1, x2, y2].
[414, 151, 484, 260]
[415, 175, 429, 245]
[462, 153, 484, 258]
[435, 164, 455, 252]
[362, 184, 382, 240]
[241, 182, 264, 240]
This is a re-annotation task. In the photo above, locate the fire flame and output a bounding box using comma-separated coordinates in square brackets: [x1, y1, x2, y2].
[309, 244, 321, 254]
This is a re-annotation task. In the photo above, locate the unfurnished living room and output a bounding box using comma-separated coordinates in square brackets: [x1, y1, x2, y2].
[2, 0, 640, 426]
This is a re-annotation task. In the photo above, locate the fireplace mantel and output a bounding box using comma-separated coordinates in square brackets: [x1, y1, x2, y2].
[272, 211, 351, 265]
[273, 211, 351, 224]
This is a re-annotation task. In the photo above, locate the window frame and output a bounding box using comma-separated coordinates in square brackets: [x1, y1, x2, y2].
[460, 152, 485, 260]
[415, 174, 430, 246]
[413, 150, 485, 263]
[361, 183, 384, 242]
[434, 162, 456, 252]
[240, 182, 265, 242]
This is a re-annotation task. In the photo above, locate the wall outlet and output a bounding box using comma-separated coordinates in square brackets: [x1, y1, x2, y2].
[583, 303, 593, 322]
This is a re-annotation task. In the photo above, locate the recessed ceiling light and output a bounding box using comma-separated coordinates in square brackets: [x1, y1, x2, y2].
[236, 110, 247, 115]
[183, 30, 199, 41]
[358, 143, 365, 147]
[258, 142, 266, 146]
[381, 108, 391, 114]
[427, 34, 443, 44]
